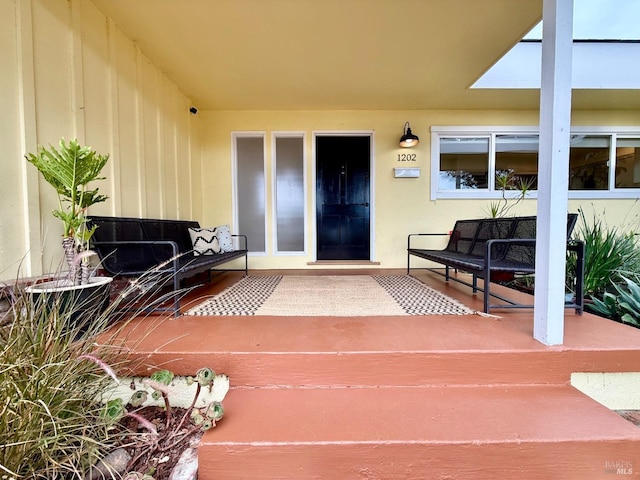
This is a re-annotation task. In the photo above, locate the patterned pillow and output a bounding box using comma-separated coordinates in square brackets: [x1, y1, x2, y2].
[188, 227, 221, 256]
[216, 224, 234, 252]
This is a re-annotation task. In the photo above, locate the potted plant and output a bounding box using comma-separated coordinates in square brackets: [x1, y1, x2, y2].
[25, 138, 113, 328]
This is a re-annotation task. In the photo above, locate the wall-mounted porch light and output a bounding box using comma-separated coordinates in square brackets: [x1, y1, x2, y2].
[399, 122, 419, 148]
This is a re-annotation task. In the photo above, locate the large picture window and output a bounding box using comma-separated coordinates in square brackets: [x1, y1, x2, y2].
[569, 135, 610, 190]
[431, 127, 640, 200]
[495, 134, 539, 191]
[438, 137, 489, 190]
[615, 137, 640, 189]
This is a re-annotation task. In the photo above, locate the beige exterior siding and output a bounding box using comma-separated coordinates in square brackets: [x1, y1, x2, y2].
[1, 0, 201, 279]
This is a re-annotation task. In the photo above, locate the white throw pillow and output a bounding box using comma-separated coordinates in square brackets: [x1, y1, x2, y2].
[216, 224, 234, 252]
[188, 227, 222, 256]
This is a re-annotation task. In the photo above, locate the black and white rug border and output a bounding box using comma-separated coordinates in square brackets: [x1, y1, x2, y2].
[185, 274, 475, 317]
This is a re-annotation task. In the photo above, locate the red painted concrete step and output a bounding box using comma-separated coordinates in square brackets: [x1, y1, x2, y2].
[199, 385, 640, 479]
[124, 314, 640, 387]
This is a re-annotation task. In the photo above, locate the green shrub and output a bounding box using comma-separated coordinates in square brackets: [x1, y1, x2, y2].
[567, 208, 640, 298]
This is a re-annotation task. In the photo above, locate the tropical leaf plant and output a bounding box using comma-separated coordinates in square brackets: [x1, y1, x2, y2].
[26, 139, 109, 284]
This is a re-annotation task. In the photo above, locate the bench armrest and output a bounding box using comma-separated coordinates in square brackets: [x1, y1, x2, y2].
[484, 237, 584, 311]
[485, 237, 534, 248]
[232, 234, 248, 251]
[91, 240, 181, 274]
[485, 238, 581, 255]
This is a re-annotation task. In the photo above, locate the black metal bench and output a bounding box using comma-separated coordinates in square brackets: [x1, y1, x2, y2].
[407, 214, 584, 314]
[87, 216, 248, 316]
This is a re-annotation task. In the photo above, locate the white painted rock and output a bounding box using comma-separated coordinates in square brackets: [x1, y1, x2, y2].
[102, 374, 230, 408]
[168, 447, 198, 480]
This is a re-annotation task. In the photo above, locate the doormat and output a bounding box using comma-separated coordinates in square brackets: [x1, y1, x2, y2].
[184, 275, 475, 316]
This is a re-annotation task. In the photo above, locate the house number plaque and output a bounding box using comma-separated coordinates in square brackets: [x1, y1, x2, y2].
[397, 153, 417, 162]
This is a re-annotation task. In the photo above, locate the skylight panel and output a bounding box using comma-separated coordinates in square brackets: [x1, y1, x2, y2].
[473, 0, 640, 89]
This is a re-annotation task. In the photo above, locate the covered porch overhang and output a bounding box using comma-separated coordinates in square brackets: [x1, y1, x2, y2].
[7, 0, 636, 346]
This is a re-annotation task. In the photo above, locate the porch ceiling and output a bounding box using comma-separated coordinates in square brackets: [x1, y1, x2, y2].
[89, 0, 639, 111]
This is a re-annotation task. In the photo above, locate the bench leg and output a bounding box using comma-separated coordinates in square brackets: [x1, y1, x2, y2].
[484, 280, 490, 313]
[483, 262, 491, 313]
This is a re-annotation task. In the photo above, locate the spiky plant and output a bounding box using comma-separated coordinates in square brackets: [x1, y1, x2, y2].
[0, 283, 129, 479]
[485, 170, 534, 218]
[589, 275, 640, 327]
[567, 208, 640, 297]
[26, 139, 109, 285]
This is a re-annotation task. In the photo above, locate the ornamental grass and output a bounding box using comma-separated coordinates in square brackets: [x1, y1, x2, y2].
[0, 282, 133, 479]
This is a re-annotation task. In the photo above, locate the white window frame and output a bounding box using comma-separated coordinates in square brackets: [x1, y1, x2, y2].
[431, 126, 640, 201]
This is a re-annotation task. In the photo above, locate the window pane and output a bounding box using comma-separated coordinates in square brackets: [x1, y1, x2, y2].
[275, 136, 305, 252]
[615, 137, 640, 189]
[495, 135, 538, 190]
[236, 136, 266, 252]
[439, 137, 489, 190]
[569, 135, 610, 190]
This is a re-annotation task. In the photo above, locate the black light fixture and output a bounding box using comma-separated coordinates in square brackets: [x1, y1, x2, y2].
[399, 122, 419, 148]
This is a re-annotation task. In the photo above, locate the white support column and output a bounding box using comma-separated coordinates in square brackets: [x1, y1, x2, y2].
[534, 0, 574, 346]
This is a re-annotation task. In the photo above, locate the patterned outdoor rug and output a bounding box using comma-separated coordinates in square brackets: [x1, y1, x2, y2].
[185, 275, 475, 316]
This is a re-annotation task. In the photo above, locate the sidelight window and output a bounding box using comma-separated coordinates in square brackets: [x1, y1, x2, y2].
[273, 134, 306, 254]
[234, 134, 267, 254]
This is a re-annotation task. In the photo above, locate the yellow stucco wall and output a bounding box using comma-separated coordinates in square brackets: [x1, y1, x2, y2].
[201, 110, 640, 270]
[1, 0, 638, 280]
[1, 0, 202, 279]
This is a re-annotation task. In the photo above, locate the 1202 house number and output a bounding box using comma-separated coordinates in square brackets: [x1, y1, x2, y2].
[397, 153, 417, 161]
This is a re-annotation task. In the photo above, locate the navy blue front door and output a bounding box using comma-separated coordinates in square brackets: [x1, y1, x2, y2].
[316, 136, 370, 260]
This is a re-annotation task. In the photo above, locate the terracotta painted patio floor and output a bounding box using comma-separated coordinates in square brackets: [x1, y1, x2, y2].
[113, 270, 640, 479]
